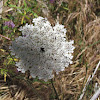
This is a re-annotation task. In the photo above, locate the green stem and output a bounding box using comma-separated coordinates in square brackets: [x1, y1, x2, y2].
[51, 79, 59, 100]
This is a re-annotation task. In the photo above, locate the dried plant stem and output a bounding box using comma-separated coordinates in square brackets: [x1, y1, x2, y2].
[90, 88, 100, 100]
[0, 34, 11, 40]
[0, 85, 17, 90]
[51, 79, 59, 100]
[78, 61, 100, 100]
[0, 0, 3, 18]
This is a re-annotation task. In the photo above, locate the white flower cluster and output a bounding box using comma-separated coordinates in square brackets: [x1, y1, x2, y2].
[9, 17, 75, 81]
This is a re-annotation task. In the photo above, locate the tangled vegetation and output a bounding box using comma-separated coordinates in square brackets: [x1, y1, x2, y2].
[0, 0, 100, 100]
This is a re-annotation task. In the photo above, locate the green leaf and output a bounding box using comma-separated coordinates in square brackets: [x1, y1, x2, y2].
[0, 69, 8, 75]
[2, 18, 9, 21]
[23, 0, 27, 8]
[63, 7, 69, 11]
[9, 4, 22, 9]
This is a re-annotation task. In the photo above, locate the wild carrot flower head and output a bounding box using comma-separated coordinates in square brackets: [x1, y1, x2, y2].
[9, 16, 75, 81]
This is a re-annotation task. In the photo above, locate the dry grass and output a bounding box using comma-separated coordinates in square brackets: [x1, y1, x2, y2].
[0, 0, 100, 100]
[53, 0, 100, 100]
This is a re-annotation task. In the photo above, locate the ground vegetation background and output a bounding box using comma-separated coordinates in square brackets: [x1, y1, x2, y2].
[0, 0, 100, 100]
